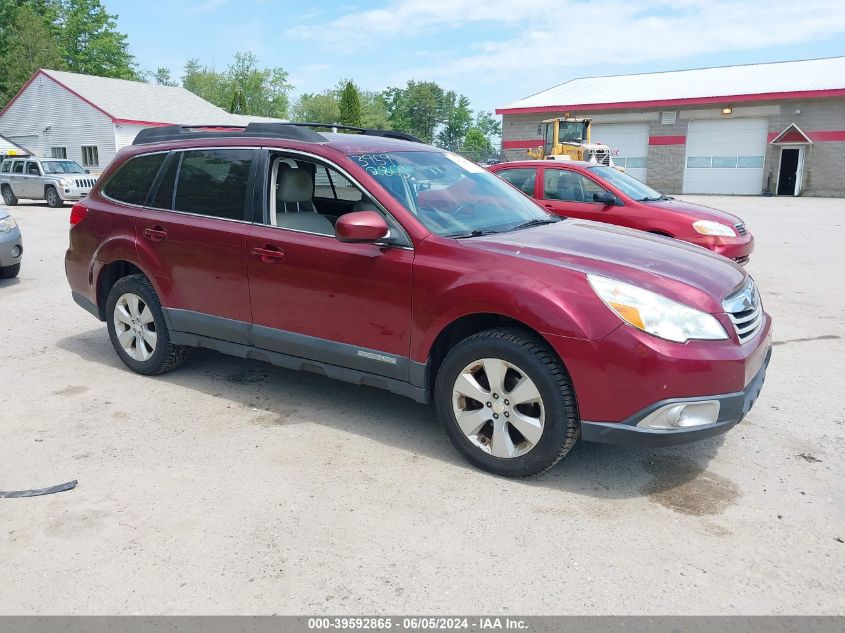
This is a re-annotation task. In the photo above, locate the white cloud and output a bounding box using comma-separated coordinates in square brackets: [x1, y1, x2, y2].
[288, 0, 845, 86]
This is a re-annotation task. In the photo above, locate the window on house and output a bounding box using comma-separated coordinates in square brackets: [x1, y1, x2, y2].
[81, 146, 99, 167]
[50, 147, 67, 159]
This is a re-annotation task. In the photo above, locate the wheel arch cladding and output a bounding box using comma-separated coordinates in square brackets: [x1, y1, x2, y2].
[96, 260, 146, 318]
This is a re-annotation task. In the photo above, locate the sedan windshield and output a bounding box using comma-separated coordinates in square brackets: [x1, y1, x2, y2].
[42, 160, 86, 174]
[349, 151, 555, 237]
[588, 165, 666, 201]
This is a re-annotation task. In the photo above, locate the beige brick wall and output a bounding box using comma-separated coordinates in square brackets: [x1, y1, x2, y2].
[502, 98, 845, 196]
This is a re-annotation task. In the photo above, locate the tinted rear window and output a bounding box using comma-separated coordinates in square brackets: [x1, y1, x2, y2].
[103, 153, 168, 206]
[173, 149, 253, 220]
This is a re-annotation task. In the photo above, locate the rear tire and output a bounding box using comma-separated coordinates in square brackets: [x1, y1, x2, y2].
[0, 263, 20, 279]
[1, 185, 18, 206]
[45, 186, 63, 208]
[106, 274, 189, 375]
[434, 327, 579, 477]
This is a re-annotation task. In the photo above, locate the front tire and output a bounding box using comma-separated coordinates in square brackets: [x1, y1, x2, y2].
[0, 263, 20, 279]
[435, 328, 578, 477]
[106, 274, 189, 375]
[45, 186, 63, 208]
[1, 185, 18, 206]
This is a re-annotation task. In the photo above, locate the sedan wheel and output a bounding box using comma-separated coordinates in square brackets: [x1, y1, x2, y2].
[452, 357, 545, 459]
[113, 292, 157, 361]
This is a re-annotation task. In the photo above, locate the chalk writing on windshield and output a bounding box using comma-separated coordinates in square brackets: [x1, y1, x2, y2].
[351, 154, 411, 177]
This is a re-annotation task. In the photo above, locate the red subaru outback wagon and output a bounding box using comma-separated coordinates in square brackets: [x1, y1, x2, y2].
[489, 160, 755, 264]
[65, 123, 772, 477]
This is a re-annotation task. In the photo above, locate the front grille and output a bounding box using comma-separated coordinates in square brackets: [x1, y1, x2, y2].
[74, 178, 96, 188]
[734, 222, 747, 236]
[723, 278, 763, 342]
[733, 255, 750, 265]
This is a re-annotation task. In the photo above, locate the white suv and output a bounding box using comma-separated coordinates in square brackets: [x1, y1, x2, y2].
[0, 157, 97, 207]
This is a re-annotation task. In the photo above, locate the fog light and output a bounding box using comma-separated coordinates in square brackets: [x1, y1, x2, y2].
[637, 400, 720, 430]
[11, 245, 21, 258]
[64, 188, 71, 194]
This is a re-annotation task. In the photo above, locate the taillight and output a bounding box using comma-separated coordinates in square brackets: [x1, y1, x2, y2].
[69, 202, 87, 226]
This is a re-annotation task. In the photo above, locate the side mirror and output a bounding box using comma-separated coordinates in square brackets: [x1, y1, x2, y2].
[593, 191, 617, 206]
[335, 210, 390, 243]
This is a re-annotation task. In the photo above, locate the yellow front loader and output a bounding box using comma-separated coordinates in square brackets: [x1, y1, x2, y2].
[527, 117, 616, 167]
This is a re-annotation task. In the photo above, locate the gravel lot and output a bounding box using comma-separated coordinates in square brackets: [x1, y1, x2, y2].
[0, 195, 843, 615]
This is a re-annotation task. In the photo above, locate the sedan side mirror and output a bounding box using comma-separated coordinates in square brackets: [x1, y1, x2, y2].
[593, 191, 618, 206]
[335, 210, 390, 243]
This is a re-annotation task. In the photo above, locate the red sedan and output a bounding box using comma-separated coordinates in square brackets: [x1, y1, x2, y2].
[489, 160, 754, 264]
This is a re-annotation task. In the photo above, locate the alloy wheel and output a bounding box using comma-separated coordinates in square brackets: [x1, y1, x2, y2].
[452, 357, 545, 458]
[113, 292, 157, 361]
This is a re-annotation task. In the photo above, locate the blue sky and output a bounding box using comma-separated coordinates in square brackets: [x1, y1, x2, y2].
[110, 0, 845, 114]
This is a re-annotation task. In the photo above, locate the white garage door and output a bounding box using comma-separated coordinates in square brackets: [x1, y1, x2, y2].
[590, 123, 649, 182]
[683, 118, 767, 194]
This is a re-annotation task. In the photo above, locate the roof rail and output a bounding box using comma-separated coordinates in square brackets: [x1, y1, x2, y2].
[290, 122, 425, 144]
[132, 123, 325, 146]
[131, 121, 426, 146]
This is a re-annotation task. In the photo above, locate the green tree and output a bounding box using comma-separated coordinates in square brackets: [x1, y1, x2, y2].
[360, 90, 391, 130]
[56, 0, 137, 79]
[0, 4, 65, 106]
[291, 91, 340, 123]
[461, 127, 494, 162]
[383, 80, 445, 144]
[182, 59, 229, 107]
[474, 111, 502, 139]
[437, 91, 473, 151]
[338, 80, 362, 127]
[151, 67, 177, 87]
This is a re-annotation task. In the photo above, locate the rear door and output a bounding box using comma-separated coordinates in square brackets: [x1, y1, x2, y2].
[539, 166, 617, 221]
[9, 160, 25, 197]
[133, 148, 256, 338]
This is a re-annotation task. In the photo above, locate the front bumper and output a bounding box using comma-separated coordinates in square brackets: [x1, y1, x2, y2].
[58, 187, 90, 201]
[581, 346, 771, 446]
[689, 234, 754, 263]
[0, 227, 23, 267]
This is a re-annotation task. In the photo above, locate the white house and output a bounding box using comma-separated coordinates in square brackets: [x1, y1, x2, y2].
[0, 69, 280, 173]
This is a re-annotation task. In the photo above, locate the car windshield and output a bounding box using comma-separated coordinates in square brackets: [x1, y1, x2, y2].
[588, 165, 666, 201]
[42, 160, 86, 174]
[349, 151, 555, 237]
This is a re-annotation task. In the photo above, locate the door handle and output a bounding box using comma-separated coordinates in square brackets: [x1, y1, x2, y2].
[252, 245, 285, 263]
[143, 226, 168, 242]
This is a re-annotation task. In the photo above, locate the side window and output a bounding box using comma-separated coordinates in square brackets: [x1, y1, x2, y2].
[149, 154, 179, 210]
[314, 166, 363, 202]
[1, 161, 11, 173]
[25, 161, 41, 175]
[102, 153, 168, 206]
[12, 161, 24, 174]
[497, 168, 536, 196]
[543, 169, 608, 203]
[173, 149, 253, 220]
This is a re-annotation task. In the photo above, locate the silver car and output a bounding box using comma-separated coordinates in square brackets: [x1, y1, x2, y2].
[0, 209, 22, 279]
[0, 157, 97, 208]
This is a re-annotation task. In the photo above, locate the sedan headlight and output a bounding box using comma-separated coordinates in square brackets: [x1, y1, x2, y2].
[0, 216, 17, 233]
[693, 220, 736, 237]
[588, 274, 728, 343]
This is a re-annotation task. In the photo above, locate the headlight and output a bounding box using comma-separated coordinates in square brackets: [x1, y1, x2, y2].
[693, 220, 736, 236]
[587, 274, 728, 343]
[60, 178, 73, 187]
[0, 216, 17, 233]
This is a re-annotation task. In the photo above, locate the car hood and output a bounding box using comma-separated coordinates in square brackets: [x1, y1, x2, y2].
[643, 198, 744, 226]
[461, 219, 747, 313]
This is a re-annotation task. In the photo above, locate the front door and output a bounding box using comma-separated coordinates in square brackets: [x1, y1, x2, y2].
[246, 154, 413, 380]
[23, 161, 42, 198]
[777, 148, 801, 196]
[539, 166, 616, 221]
[134, 148, 255, 338]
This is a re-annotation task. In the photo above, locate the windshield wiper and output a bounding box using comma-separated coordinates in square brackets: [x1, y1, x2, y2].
[510, 218, 560, 231]
[639, 195, 670, 202]
[446, 229, 500, 239]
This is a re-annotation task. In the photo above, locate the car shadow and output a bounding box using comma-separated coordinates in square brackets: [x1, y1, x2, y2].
[0, 277, 21, 288]
[55, 327, 730, 501]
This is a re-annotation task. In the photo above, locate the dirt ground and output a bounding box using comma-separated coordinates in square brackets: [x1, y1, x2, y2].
[0, 195, 843, 614]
